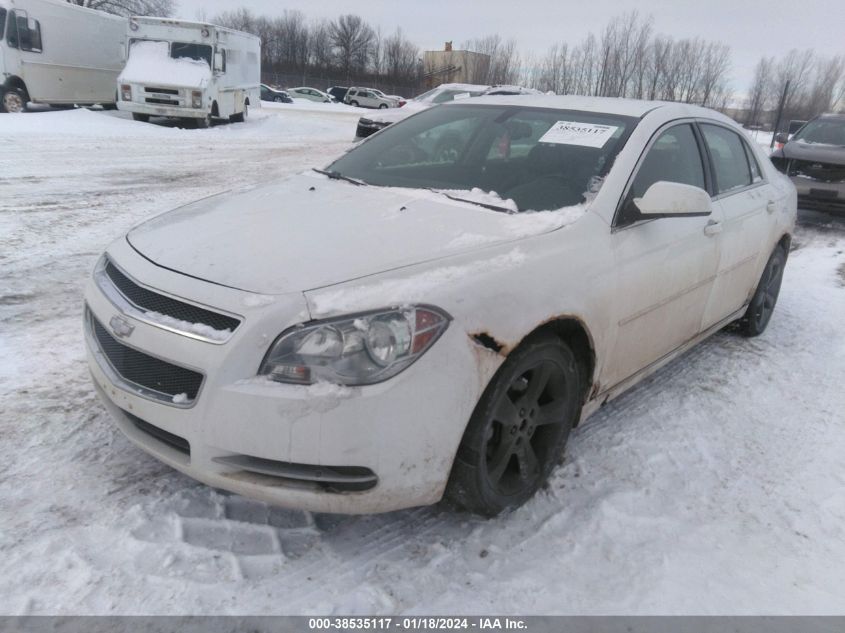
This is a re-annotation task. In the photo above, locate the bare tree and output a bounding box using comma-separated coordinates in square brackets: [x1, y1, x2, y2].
[68, 0, 173, 17]
[329, 14, 375, 80]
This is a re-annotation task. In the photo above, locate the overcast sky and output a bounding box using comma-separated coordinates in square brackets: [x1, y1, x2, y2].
[177, 0, 844, 93]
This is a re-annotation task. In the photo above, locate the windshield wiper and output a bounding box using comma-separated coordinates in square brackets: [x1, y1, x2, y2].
[433, 190, 517, 214]
[312, 168, 368, 186]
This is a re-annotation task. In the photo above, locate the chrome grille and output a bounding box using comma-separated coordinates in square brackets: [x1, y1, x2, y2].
[90, 311, 204, 403]
[789, 159, 845, 183]
[104, 260, 241, 334]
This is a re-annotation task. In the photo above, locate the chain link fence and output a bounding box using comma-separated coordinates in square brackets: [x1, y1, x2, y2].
[261, 71, 420, 99]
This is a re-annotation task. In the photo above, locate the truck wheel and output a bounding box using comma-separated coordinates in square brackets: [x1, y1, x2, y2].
[229, 103, 247, 123]
[445, 334, 582, 516]
[195, 113, 212, 129]
[131, 113, 150, 123]
[1, 88, 27, 113]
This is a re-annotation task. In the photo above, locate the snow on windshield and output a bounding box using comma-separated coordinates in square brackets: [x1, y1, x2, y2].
[120, 40, 212, 88]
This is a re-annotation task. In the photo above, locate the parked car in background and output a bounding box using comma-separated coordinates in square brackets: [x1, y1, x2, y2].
[327, 86, 349, 103]
[1, 0, 126, 113]
[86, 95, 795, 516]
[344, 87, 397, 109]
[118, 18, 260, 127]
[288, 87, 334, 102]
[770, 113, 845, 213]
[260, 84, 292, 103]
[773, 119, 809, 150]
[353, 83, 540, 140]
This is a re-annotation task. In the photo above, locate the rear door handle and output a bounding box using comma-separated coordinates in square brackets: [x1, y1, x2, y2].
[704, 220, 722, 237]
[767, 200, 777, 213]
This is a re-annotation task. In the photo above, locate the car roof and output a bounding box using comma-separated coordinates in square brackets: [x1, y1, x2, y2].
[815, 113, 845, 121]
[447, 94, 734, 122]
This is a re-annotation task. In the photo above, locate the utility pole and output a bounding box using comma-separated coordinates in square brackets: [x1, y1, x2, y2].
[770, 79, 791, 149]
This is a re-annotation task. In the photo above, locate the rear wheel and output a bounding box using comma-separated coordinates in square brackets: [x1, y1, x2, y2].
[1, 88, 27, 113]
[131, 112, 150, 123]
[229, 102, 247, 123]
[378, 103, 388, 109]
[445, 334, 582, 516]
[739, 245, 787, 337]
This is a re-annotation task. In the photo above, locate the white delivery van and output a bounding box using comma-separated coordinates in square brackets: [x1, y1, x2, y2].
[0, 0, 126, 112]
[117, 17, 260, 127]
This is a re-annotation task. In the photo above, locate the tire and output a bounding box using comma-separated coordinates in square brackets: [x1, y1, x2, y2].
[195, 113, 212, 129]
[229, 103, 247, 123]
[378, 103, 388, 109]
[445, 334, 582, 516]
[739, 245, 787, 337]
[273, 96, 282, 103]
[1, 88, 27, 113]
[349, 100, 359, 107]
[131, 112, 150, 123]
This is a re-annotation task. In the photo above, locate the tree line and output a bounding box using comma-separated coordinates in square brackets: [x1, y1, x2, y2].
[745, 50, 845, 127]
[71, 0, 845, 120]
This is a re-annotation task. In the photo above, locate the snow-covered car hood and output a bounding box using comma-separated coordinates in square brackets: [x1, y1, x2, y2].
[126, 173, 573, 295]
[782, 140, 845, 164]
[366, 101, 429, 125]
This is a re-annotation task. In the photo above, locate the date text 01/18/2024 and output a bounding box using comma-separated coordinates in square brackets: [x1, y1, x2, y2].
[308, 618, 528, 630]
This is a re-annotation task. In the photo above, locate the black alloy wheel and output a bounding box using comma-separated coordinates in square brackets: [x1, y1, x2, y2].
[446, 334, 582, 516]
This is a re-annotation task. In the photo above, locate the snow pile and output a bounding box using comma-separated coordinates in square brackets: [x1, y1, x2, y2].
[144, 311, 231, 341]
[119, 41, 211, 89]
[309, 249, 526, 316]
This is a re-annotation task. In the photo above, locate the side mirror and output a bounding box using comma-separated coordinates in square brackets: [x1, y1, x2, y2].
[633, 181, 712, 218]
[774, 133, 788, 145]
[213, 51, 224, 72]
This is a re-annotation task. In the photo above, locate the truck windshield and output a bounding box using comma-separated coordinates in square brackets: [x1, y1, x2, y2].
[328, 104, 636, 212]
[0, 8, 6, 41]
[171, 42, 212, 67]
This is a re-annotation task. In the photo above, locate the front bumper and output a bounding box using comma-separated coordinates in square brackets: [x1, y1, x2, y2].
[117, 100, 208, 119]
[790, 176, 845, 212]
[85, 240, 479, 513]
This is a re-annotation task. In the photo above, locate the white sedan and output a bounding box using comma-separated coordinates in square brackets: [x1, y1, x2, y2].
[85, 96, 796, 515]
[287, 87, 334, 103]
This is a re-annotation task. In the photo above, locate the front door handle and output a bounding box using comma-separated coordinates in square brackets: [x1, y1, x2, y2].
[704, 220, 722, 237]
[767, 200, 777, 213]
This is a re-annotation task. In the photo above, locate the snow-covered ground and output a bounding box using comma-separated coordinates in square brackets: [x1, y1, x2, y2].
[1, 104, 844, 615]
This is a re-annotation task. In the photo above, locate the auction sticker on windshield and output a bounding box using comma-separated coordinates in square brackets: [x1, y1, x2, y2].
[539, 121, 620, 148]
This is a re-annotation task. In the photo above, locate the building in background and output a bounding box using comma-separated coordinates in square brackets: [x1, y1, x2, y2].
[422, 42, 489, 89]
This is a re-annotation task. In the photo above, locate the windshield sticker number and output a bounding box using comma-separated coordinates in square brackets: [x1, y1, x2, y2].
[539, 121, 620, 148]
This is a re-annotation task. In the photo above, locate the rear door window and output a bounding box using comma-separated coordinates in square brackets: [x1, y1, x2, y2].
[700, 124, 752, 194]
[0, 8, 6, 41]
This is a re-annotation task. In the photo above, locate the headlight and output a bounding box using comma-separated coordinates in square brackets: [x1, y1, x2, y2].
[191, 90, 202, 109]
[121, 84, 131, 101]
[259, 305, 450, 385]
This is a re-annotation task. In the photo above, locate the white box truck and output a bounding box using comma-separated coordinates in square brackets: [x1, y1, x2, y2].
[0, 0, 126, 112]
[117, 17, 260, 127]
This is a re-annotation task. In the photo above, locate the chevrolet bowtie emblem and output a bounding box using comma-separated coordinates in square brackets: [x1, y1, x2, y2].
[109, 315, 135, 338]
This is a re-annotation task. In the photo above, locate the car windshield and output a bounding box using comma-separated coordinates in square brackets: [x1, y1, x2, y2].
[0, 8, 6, 41]
[170, 41, 212, 66]
[328, 104, 636, 212]
[792, 119, 845, 146]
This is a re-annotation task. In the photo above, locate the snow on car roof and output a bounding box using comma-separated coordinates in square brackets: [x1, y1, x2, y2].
[447, 94, 732, 120]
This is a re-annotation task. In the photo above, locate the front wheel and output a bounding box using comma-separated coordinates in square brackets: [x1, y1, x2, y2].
[349, 100, 359, 107]
[378, 103, 388, 109]
[739, 245, 787, 337]
[131, 112, 150, 123]
[445, 334, 582, 516]
[273, 96, 283, 103]
[194, 113, 212, 129]
[1, 88, 27, 113]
